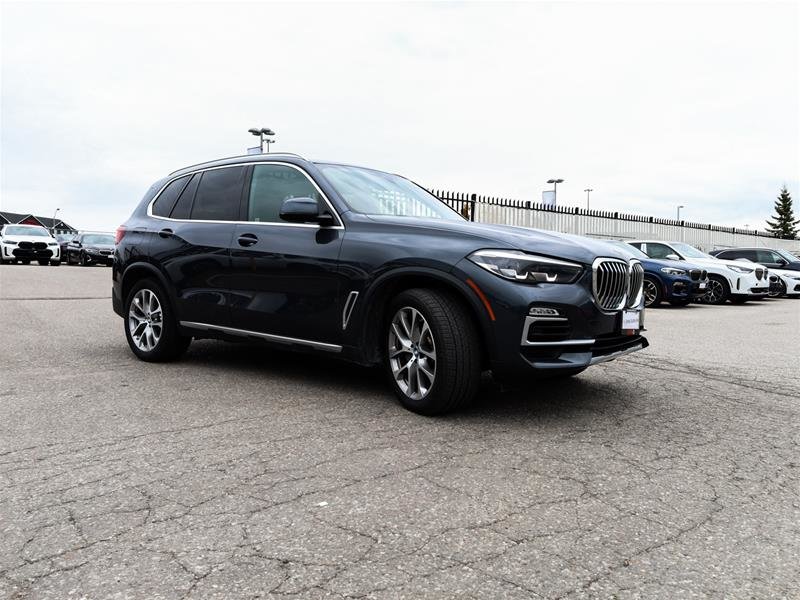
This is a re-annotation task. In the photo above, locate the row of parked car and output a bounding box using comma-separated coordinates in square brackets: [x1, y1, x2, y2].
[1, 224, 798, 305]
[0, 225, 115, 266]
[614, 240, 800, 306]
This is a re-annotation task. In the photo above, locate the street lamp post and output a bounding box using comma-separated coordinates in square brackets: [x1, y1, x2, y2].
[546, 179, 564, 204]
[51, 208, 60, 235]
[584, 188, 593, 210]
[248, 127, 276, 153]
[677, 205, 684, 221]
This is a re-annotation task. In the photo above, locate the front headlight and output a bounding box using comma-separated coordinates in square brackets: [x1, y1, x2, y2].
[660, 267, 686, 276]
[728, 265, 754, 274]
[48, 242, 58, 246]
[2, 240, 16, 245]
[468, 250, 583, 284]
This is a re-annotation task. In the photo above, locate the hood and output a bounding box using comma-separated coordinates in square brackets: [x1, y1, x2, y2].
[84, 243, 115, 250]
[1, 234, 57, 243]
[640, 257, 706, 271]
[363, 215, 636, 265]
[680, 255, 765, 270]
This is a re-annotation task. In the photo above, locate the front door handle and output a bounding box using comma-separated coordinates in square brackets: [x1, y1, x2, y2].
[158, 228, 173, 238]
[237, 233, 258, 247]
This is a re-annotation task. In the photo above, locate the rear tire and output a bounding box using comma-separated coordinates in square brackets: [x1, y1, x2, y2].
[703, 276, 729, 305]
[124, 278, 191, 362]
[642, 276, 662, 307]
[384, 288, 481, 415]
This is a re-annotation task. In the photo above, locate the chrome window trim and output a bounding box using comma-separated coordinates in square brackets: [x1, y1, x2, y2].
[147, 161, 344, 230]
[179, 321, 342, 353]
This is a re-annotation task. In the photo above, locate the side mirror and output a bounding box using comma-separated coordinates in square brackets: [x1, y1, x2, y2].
[70, 240, 81, 247]
[776, 258, 788, 266]
[665, 254, 680, 261]
[279, 197, 335, 226]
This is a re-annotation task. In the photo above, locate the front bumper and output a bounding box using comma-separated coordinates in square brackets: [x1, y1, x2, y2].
[3, 243, 59, 261]
[730, 271, 769, 296]
[84, 249, 114, 264]
[455, 259, 648, 379]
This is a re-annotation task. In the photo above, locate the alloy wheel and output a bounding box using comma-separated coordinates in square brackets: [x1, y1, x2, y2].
[704, 279, 724, 304]
[768, 281, 785, 298]
[388, 306, 437, 401]
[128, 289, 163, 352]
[643, 279, 658, 307]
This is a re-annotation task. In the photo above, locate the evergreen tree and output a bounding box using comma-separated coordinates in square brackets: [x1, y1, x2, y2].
[765, 186, 799, 239]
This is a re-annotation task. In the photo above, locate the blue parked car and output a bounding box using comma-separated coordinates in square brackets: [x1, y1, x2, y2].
[606, 241, 709, 307]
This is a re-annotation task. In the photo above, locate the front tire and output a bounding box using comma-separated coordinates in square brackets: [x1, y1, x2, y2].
[80, 251, 90, 266]
[384, 288, 481, 415]
[37, 259, 49, 266]
[642, 276, 662, 308]
[124, 278, 191, 362]
[702, 276, 729, 305]
[769, 279, 786, 298]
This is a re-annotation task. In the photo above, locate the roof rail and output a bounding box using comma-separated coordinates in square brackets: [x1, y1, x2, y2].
[168, 152, 306, 176]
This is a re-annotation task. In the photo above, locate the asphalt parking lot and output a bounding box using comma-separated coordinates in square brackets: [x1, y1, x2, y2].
[1, 265, 798, 599]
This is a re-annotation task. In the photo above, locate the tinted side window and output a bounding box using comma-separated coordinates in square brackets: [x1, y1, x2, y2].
[152, 176, 190, 217]
[646, 243, 674, 259]
[248, 164, 322, 223]
[191, 167, 245, 221]
[720, 250, 743, 259]
[170, 173, 201, 219]
[755, 250, 775, 263]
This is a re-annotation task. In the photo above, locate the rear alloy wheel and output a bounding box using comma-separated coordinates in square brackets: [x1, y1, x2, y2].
[702, 276, 729, 305]
[385, 289, 480, 415]
[642, 277, 662, 308]
[124, 279, 191, 362]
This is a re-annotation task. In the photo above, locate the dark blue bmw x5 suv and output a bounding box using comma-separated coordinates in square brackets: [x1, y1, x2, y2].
[113, 153, 648, 414]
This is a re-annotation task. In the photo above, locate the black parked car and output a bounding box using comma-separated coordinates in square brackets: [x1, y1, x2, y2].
[66, 232, 116, 266]
[113, 154, 648, 414]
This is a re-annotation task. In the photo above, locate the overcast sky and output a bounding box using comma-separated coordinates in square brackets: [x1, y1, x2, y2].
[1, 1, 798, 232]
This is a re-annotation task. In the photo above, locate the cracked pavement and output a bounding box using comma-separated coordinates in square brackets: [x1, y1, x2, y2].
[1, 265, 798, 599]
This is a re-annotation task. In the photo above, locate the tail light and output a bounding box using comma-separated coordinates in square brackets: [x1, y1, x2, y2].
[115, 225, 127, 244]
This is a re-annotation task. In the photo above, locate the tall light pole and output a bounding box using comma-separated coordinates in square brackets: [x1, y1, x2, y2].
[546, 178, 564, 205]
[51, 208, 60, 235]
[584, 188, 593, 210]
[248, 127, 276, 153]
[676, 205, 684, 221]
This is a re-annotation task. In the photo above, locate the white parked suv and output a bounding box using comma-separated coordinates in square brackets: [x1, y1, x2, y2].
[0, 224, 61, 266]
[627, 240, 769, 304]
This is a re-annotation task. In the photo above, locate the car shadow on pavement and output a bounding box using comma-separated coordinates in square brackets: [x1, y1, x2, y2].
[181, 340, 608, 420]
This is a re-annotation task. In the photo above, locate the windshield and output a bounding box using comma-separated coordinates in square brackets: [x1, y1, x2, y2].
[3, 226, 50, 237]
[56, 234, 75, 242]
[775, 249, 798, 262]
[83, 234, 115, 245]
[317, 164, 463, 221]
[606, 240, 648, 259]
[671, 242, 710, 259]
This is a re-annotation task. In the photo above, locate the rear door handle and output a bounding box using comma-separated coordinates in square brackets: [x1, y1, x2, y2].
[158, 228, 173, 238]
[237, 233, 258, 247]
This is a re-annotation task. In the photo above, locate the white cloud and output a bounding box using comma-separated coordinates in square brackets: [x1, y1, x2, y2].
[1, 1, 797, 231]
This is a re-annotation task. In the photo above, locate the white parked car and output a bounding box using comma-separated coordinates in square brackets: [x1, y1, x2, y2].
[0, 224, 61, 266]
[768, 268, 800, 298]
[627, 240, 769, 304]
